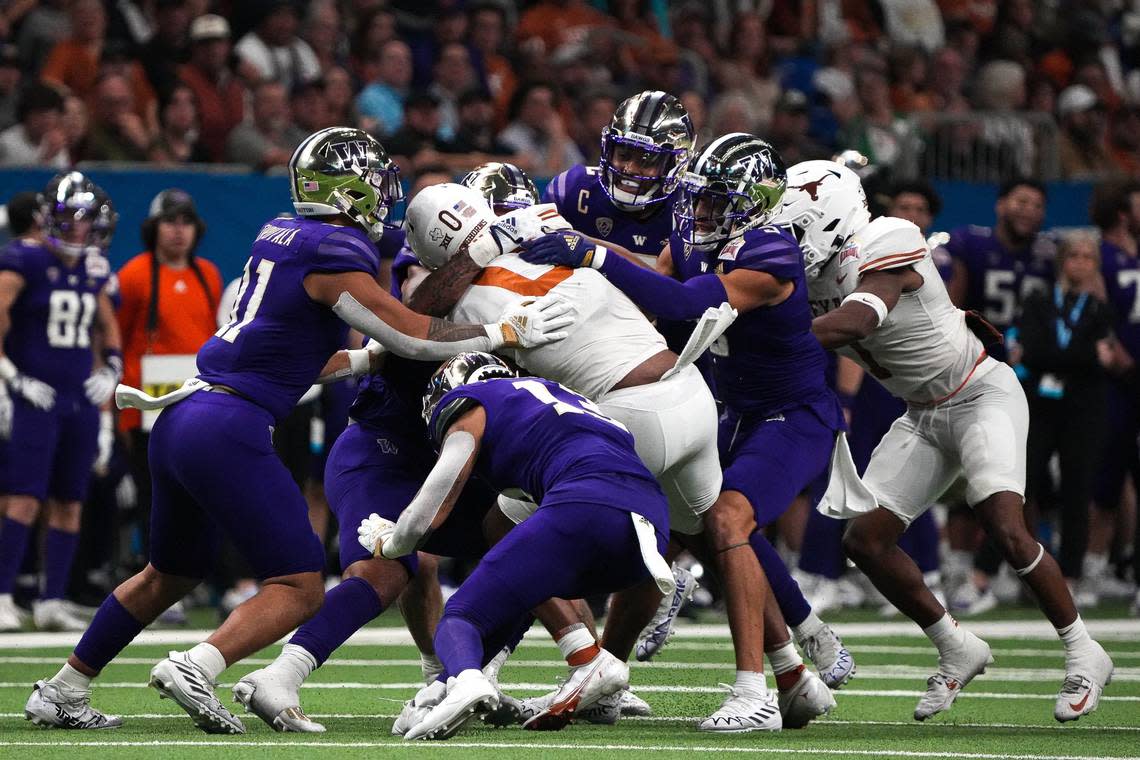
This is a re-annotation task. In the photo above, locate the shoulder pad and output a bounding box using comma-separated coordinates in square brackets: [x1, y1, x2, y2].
[857, 217, 928, 274]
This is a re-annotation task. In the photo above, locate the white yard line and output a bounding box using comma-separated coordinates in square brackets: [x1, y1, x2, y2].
[651, 642, 1140, 659]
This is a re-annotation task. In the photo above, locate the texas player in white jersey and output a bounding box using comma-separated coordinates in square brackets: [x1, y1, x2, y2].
[772, 160, 1113, 725]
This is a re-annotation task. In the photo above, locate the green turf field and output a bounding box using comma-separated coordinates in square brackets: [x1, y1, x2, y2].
[2, 613, 1138, 759]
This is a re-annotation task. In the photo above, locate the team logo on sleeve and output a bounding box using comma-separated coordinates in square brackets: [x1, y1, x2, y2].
[719, 237, 746, 261]
[839, 240, 860, 264]
[595, 217, 613, 237]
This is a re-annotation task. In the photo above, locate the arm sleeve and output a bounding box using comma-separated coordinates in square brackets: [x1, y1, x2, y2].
[310, 229, 382, 277]
[332, 292, 502, 360]
[598, 251, 729, 321]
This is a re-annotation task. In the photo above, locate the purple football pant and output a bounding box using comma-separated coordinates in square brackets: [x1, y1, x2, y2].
[146, 391, 324, 580]
[4, 395, 98, 502]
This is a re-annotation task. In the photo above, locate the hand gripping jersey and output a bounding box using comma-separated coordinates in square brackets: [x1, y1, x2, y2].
[0, 239, 112, 397]
[428, 376, 668, 534]
[446, 253, 667, 400]
[197, 217, 382, 421]
[543, 164, 675, 267]
[808, 216, 993, 405]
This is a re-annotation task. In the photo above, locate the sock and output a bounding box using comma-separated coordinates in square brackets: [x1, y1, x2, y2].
[0, 517, 33, 594]
[288, 576, 384, 666]
[49, 662, 93, 693]
[420, 652, 444, 684]
[556, 623, 598, 665]
[434, 615, 485, 676]
[41, 528, 80, 600]
[268, 643, 319, 688]
[1057, 615, 1093, 657]
[749, 531, 812, 627]
[923, 613, 965, 656]
[1083, 553, 1108, 580]
[73, 594, 145, 673]
[186, 642, 227, 683]
[791, 612, 825, 643]
[734, 669, 767, 696]
[768, 640, 805, 689]
[944, 549, 971, 582]
[798, 511, 847, 579]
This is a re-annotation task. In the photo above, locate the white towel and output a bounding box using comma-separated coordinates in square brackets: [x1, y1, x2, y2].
[816, 431, 880, 519]
[661, 302, 738, 381]
[115, 378, 209, 411]
[631, 513, 676, 596]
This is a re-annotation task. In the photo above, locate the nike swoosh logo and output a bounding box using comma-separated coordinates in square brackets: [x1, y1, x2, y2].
[1069, 692, 1091, 712]
[837, 273, 849, 284]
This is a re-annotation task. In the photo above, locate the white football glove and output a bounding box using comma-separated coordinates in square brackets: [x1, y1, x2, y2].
[345, 338, 387, 378]
[93, 411, 114, 475]
[0, 357, 56, 411]
[84, 366, 119, 406]
[491, 204, 573, 253]
[357, 512, 399, 558]
[495, 294, 577, 349]
[0, 383, 11, 440]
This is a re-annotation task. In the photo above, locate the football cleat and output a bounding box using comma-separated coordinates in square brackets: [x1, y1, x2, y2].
[572, 689, 622, 725]
[1055, 641, 1113, 723]
[32, 599, 88, 632]
[523, 649, 629, 731]
[0, 593, 27, 632]
[25, 680, 122, 729]
[635, 564, 698, 661]
[913, 630, 993, 721]
[393, 679, 446, 736]
[150, 652, 245, 734]
[777, 667, 836, 728]
[619, 689, 653, 716]
[797, 623, 856, 689]
[404, 670, 498, 740]
[481, 690, 526, 728]
[698, 684, 782, 733]
[232, 668, 324, 733]
[482, 645, 510, 687]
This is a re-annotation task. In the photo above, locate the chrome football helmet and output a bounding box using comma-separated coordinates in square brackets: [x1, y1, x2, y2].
[42, 172, 118, 258]
[460, 162, 539, 214]
[600, 90, 694, 211]
[422, 351, 517, 436]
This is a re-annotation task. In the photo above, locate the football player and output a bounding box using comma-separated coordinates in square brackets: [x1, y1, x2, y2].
[357, 352, 673, 740]
[0, 173, 121, 633]
[775, 160, 1114, 723]
[24, 127, 573, 733]
[520, 134, 851, 731]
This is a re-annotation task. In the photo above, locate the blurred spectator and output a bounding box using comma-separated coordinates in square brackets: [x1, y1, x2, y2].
[468, 2, 517, 125]
[0, 44, 21, 131]
[235, 0, 321, 91]
[80, 73, 153, 162]
[137, 0, 193, 97]
[1109, 104, 1140, 177]
[611, 0, 678, 84]
[98, 39, 159, 130]
[60, 94, 88, 159]
[679, 89, 707, 138]
[880, 0, 945, 51]
[841, 66, 919, 179]
[0, 82, 68, 168]
[707, 91, 760, 139]
[429, 42, 479, 141]
[768, 89, 830, 165]
[448, 88, 516, 157]
[15, 0, 69, 74]
[573, 89, 618, 166]
[515, 0, 612, 57]
[178, 14, 245, 163]
[1017, 231, 1116, 595]
[322, 66, 359, 126]
[1026, 73, 1057, 115]
[285, 79, 331, 146]
[1057, 84, 1120, 180]
[305, 0, 346, 73]
[670, 2, 715, 96]
[356, 39, 413, 137]
[713, 12, 779, 131]
[498, 81, 583, 176]
[888, 46, 935, 113]
[885, 178, 942, 234]
[927, 46, 970, 112]
[349, 6, 397, 82]
[148, 83, 207, 164]
[225, 81, 295, 170]
[980, 0, 1039, 66]
[40, 0, 109, 101]
[385, 91, 454, 173]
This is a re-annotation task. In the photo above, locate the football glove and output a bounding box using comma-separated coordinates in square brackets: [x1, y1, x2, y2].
[495, 294, 576, 349]
[0, 383, 11, 440]
[0, 357, 55, 411]
[358, 512, 399, 558]
[84, 366, 119, 406]
[519, 231, 604, 269]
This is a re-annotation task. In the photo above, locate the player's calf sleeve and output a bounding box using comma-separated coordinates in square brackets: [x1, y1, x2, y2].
[0, 517, 33, 594]
[750, 531, 812, 627]
[73, 594, 146, 673]
[41, 528, 80, 600]
[434, 615, 485, 676]
[288, 576, 383, 667]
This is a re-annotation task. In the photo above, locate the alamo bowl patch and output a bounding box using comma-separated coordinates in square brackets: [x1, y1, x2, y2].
[719, 237, 746, 261]
[839, 239, 860, 264]
[595, 217, 613, 237]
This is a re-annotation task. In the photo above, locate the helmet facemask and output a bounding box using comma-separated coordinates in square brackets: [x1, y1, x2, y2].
[600, 129, 689, 210]
[43, 174, 116, 259]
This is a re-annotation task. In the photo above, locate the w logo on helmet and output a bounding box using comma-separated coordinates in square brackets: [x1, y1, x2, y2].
[324, 140, 370, 171]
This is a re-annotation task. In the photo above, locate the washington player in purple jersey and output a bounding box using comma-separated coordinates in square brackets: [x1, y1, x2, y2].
[24, 127, 573, 734]
[0, 173, 122, 635]
[356, 353, 673, 740]
[522, 133, 851, 732]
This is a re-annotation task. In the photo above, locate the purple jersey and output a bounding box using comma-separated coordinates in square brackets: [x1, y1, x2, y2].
[1100, 240, 1140, 359]
[197, 217, 382, 422]
[0, 239, 111, 397]
[670, 227, 843, 425]
[543, 164, 674, 261]
[429, 377, 667, 531]
[943, 225, 1055, 332]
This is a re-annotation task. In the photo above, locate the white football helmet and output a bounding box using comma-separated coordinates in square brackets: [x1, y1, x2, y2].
[404, 183, 498, 270]
[770, 160, 871, 280]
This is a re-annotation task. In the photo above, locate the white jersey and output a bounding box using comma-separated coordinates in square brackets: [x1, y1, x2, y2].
[449, 253, 667, 399]
[808, 216, 992, 404]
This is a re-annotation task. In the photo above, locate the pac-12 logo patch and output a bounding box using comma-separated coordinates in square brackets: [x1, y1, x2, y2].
[595, 217, 613, 237]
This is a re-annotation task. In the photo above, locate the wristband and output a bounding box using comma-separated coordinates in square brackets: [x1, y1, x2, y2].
[841, 291, 888, 327]
[582, 245, 607, 270]
[102, 348, 124, 379]
[346, 348, 371, 377]
[0, 356, 16, 381]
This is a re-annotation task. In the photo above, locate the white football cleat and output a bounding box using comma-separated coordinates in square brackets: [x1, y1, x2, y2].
[481, 690, 526, 727]
[232, 668, 324, 733]
[619, 689, 652, 716]
[572, 689, 622, 725]
[32, 599, 88, 632]
[698, 684, 782, 733]
[25, 680, 122, 729]
[778, 667, 836, 728]
[913, 630, 993, 721]
[150, 652, 245, 734]
[523, 649, 629, 731]
[797, 623, 856, 689]
[404, 670, 498, 740]
[1055, 641, 1114, 723]
[0, 593, 27, 632]
[393, 679, 446, 736]
[635, 564, 697, 661]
